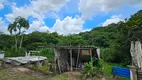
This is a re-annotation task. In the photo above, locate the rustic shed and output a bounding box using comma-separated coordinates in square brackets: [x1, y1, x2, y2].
[53, 46, 100, 73]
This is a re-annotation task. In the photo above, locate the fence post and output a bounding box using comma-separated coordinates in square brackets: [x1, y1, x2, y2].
[129, 66, 137, 80]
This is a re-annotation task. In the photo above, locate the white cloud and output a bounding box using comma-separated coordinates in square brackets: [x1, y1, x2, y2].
[0, 17, 4, 24]
[0, 17, 8, 33]
[5, 4, 41, 22]
[102, 15, 124, 26]
[82, 29, 91, 32]
[5, 0, 68, 33]
[0, 0, 9, 10]
[51, 16, 84, 35]
[5, 0, 68, 22]
[31, 0, 68, 14]
[27, 20, 49, 33]
[0, 0, 4, 10]
[79, 0, 142, 20]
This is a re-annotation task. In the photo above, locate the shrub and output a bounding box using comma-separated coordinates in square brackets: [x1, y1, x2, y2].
[38, 66, 50, 71]
[4, 46, 26, 57]
[81, 58, 104, 79]
[40, 48, 54, 62]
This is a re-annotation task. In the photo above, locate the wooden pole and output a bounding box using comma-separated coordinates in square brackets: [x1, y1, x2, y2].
[90, 49, 93, 71]
[54, 48, 57, 73]
[58, 59, 61, 73]
[130, 66, 137, 80]
[76, 46, 80, 70]
[70, 48, 73, 71]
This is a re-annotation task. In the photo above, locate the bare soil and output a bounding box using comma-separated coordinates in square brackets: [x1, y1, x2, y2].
[0, 67, 125, 80]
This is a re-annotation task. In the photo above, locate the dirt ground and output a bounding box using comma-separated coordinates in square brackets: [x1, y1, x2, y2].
[0, 67, 123, 80]
[0, 67, 81, 80]
[0, 67, 50, 80]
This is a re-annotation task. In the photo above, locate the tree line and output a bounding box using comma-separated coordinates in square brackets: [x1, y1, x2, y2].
[0, 10, 142, 65]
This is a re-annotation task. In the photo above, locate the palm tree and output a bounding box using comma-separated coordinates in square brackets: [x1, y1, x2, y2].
[8, 22, 18, 51]
[15, 16, 29, 48]
[8, 16, 29, 51]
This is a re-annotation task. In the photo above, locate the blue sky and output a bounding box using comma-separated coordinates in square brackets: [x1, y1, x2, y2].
[0, 0, 142, 35]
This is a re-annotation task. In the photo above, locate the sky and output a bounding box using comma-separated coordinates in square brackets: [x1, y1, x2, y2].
[0, 0, 142, 35]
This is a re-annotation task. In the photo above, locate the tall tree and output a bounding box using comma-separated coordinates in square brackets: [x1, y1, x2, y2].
[15, 17, 29, 48]
[8, 16, 29, 50]
[8, 22, 18, 50]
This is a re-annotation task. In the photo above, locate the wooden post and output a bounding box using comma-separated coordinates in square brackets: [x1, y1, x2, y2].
[54, 48, 57, 73]
[76, 46, 80, 70]
[70, 49, 73, 71]
[129, 66, 137, 80]
[58, 59, 61, 73]
[90, 48, 93, 71]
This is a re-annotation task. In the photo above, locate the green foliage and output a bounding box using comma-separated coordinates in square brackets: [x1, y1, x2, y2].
[81, 58, 104, 78]
[38, 66, 50, 71]
[40, 48, 54, 62]
[1, 10, 142, 65]
[4, 46, 26, 57]
[0, 34, 14, 49]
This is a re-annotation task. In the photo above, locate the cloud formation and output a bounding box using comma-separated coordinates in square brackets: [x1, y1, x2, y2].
[27, 20, 49, 33]
[0, 0, 4, 10]
[5, 0, 68, 34]
[6, 0, 68, 22]
[1, 0, 142, 35]
[79, 0, 142, 19]
[102, 15, 124, 26]
[31, 0, 68, 14]
[5, 4, 41, 22]
[0, 17, 8, 33]
[51, 16, 84, 35]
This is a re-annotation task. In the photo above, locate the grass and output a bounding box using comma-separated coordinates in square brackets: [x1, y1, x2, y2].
[38, 66, 50, 71]
[0, 61, 131, 80]
[50, 74, 69, 80]
[103, 62, 130, 80]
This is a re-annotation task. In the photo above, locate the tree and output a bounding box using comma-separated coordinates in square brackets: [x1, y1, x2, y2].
[15, 16, 29, 48]
[8, 22, 18, 50]
[8, 16, 29, 50]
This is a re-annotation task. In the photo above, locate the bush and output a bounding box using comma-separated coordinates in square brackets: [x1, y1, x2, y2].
[38, 66, 50, 71]
[81, 58, 104, 79]
[40, 48, 54, 62]
[4, 46, 26, 57]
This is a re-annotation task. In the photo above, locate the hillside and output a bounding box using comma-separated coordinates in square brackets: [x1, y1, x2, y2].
[0, 10, 142, 65]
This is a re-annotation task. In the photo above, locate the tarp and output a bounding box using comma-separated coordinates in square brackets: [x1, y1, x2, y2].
[136, 41, 142, 70]
[96, 48, 100, 59]
[130, 41, 142, 70]
[130, 41, 137, 66]
[112, 66, 130, 78]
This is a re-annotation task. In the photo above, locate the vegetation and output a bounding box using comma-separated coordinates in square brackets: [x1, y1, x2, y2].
[8, 16, 29, 50]
[40, 48, 54, 62]
[81, 58, 104, 79]
[0, 10, 142, 67]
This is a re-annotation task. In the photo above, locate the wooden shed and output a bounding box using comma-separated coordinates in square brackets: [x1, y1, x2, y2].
[53, 46, 100, 73]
